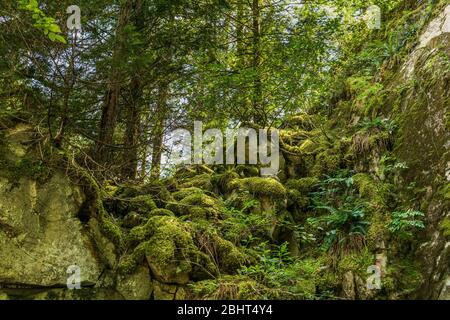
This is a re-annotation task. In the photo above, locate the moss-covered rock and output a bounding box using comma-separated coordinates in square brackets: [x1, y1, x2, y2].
[116, 265, 152, 300]
[172, 187, 204, 201]
[230, 177, 286, 200]
[145, 217, 194, 284]
[190, 222, 248, 273]
[172, 193, 223, 220]
[149, 208, 175, 218]
[285, 177, 319, 194]
[179, 173, 214, 191]
[123, 211, 144, 228]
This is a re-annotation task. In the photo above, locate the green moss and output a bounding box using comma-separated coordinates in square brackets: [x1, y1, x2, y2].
[285, 113, 315, 131]
[118, 241, 147, 274]
[190, 221, 248, 273]
[439, 183, 450, 200]
[104, 181, 119, 197]
[337, 248, 374, 279]
[143, 216, 198, 282]
[440, 218, 450, 238]
[352, 173, 377, 199]
[172, 187, 204, 201]
[100, 213, 124, 248]
[123, 211, 144, 228]
[230, 177, 286, 199]
[149, 208, 175, 217]
[179, 173, 214, 191]
[127, 224, 152, 245]
[384, 258, 423, 298]
[130, 195, 157, 214]
[285, 177, 319, 193]
[121, 216, 203, 279]
[176, 193, 222, 220]
[312, 151, 342, 177]
[212, 170, 240, 193]
[235, 165, 260, 177]
[367, 211, 389, 245]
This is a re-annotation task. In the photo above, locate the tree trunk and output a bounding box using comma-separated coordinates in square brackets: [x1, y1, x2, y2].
[251, 0, 263, 125]
[150, 81, 169, 179]
[121, 76, 142, 179]
[95, 0, 133, 166]
[121, 0, 144, 180]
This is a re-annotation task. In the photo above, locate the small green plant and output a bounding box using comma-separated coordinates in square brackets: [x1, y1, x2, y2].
[221, 198, 271, 245]
[279, 219, 316, 246]
[308, 170, 369, 254]
[377, 155, 408, 181]
[308, 205, 369, 252]
[18, 0, 67, 43]
[388, 210, 425, 240]
[358, 117, 397, 134]
[239, 242, 292, 284]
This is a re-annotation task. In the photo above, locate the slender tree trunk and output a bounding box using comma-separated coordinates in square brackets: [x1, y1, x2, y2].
[121, 0, 144, 180]
[95, 0, 133, 166]
[150, 81, 169, 179]
[121, 76, 141, 179]
[251, 0, 263, 125]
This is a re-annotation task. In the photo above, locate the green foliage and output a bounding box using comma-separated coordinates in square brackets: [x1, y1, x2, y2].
[278, 218, 316, 246]
[238, 243, 319, 299]
[17, 0, 66, 43]
[358, 117, 397, 134]
[377, 155, 408, 181]
[239, 242, 293, 283]
[440, 218, 450, 238]
[308, 170, 370, 253]
[388, 210, 425, 240]
[220, 198, 271, 245]
[308, 205, 369, 252]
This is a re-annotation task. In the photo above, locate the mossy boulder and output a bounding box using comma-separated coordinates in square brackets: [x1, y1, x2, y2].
[230, 177, 286, 200]
[123, 211, 144, 228]
[123, 216, 202, 284]
[167, 192, 222, 220]
[0, 172, 103, 287]
[179, 173, 214, 192]
[116, 265, 153, 300]
[144, 216, 198, 284]
[149, 208, 175, 218]
[172, 187, 204, 201]
[191, 222, 248, 273]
